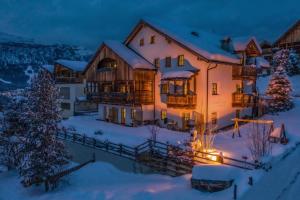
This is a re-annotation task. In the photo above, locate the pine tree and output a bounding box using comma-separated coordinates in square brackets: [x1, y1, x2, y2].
[266, 65, 293, 113]
[18, 70, 69, 187]
[0, 95, 28, 170]
[288, 49, 300, 75]
[273, 49, 299, 76]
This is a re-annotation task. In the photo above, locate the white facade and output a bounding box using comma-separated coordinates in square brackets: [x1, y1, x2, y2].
[57, 82, 85, 118]
[125, 22, 255, 129]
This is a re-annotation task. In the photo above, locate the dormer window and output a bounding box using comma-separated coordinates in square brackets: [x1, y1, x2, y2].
[139, 38, 144, 46]
[178, 55, 184, 66]
[150, 35, 155, 44]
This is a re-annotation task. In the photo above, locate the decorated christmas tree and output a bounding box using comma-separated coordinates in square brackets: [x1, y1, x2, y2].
[18, 70, 69, 187]
[266, 50, 293, 112]
[272, 49, 299, 76]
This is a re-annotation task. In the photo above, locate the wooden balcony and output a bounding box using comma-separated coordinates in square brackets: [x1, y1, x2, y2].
[166, 94, 196, 108]
[55, 77, 83, 84]
[232, 93, 254, 107]
[232, 66, 257, 80]
[85, 80, 154, 105]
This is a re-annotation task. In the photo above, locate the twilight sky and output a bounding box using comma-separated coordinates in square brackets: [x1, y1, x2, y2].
[0, 0, 299, 49]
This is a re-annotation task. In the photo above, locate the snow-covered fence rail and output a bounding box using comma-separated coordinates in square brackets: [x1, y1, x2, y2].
[56, 132, 261, 175]
[56, 132, 137, 161]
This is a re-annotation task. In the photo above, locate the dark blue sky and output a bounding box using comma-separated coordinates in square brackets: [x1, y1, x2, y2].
[0, 0, 299, 49]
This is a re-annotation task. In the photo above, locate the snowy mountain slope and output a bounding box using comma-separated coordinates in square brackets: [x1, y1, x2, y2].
[0, 33, 92, 92]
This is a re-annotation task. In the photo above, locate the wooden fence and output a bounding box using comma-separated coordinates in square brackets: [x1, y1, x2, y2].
[56, 131, 261, 174]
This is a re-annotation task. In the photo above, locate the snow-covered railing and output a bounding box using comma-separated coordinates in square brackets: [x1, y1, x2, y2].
[56, 132, 261, 173]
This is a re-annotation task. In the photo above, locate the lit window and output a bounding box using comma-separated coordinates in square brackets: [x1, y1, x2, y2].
[212, 83, 218, 95]
[119, 85, 126, 93]
[161, 110, 167, 120]
[178, 55, 184, 66]
[211, 112, 217, 125]
[236, 84, 242, 93]
[139, 38, 144, 46]
[131, 109, 136, 119]
[154, 58, 160, 68]
[165, 56, 172, 67]
[150, 35, 155, 44]
[161, 83, 168, 94]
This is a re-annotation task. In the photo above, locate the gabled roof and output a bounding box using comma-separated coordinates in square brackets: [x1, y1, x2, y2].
[104, 40, 155, 70]
[83, 40, 155, 74]
[55, 59, 87, 72]
[232, 36, 262, 54]
[274, 19, 300, 45]
[41, 64, 54, 73]
[125, 18, 243, 65]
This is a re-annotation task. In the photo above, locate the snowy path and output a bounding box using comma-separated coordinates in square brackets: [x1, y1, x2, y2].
[241, 143, 300, 200]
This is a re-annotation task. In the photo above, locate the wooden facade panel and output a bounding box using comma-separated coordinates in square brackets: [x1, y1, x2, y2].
[85, 45, 134, 82]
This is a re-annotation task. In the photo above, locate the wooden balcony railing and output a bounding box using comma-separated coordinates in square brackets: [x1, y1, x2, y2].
[55, 77, 83, 84]
[232, 93, 254, 107]
[85, 80, 154, 105]
[232, 66, 257, 80]
[166, 94, 196, 108]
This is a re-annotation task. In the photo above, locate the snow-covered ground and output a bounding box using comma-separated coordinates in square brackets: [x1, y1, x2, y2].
[62, 97, 300, 161]
[0, 161, 263, 200]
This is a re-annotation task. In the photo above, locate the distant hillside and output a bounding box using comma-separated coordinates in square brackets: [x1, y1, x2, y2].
[0, 32, 92, 91]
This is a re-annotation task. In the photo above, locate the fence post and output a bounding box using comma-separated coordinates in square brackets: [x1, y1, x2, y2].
[233, 184, 237, 200]
[119, 144, 123, 155]
[248, 176, 253, 186]
[93, 138, 96, 148]
[73, 133, 76, 142]
[105, 141, 109, 151]
[83, 135, 86, 145]
[64, 131, 67, 140]
[135, 147, 138, 159]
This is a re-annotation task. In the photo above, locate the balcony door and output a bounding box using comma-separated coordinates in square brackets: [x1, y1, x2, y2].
[121, 108, 126, 124]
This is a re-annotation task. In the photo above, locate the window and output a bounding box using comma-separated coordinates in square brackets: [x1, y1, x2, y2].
[150, 35, 155, 44]
[182, 112, 190, 130]
[119, 85, 126, 93]
[236, 84, 242, 93]
[59, 87, 70, 99]
[211, 112, 217, 125]
[139, 38, 144, 46]
[165, 56, 172, 67]
[121, 108, 126, 124]
[61, 103, 71, 110]
[161, 83, 168, 94]
[178, 55, 184, 66]
[212, 83, 218, 95]
[154, 58, 160, 68]
[131, 109, 136, 120]
[161, 110, 167, 120]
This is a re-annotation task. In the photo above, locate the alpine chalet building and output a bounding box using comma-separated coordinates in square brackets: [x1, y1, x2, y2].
[84, 19, 262, 131]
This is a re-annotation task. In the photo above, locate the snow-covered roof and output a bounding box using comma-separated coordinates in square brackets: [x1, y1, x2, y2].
[104, 40, 154, 70]
[256, 57, 270, 68]
[192, 165, 242, 180]
[161, 70, 194, 80]
[41, 64, 54, 73]
[130, 19, 243, 64]
[232, 36, 262, 54]
[55, 59, 87, 72]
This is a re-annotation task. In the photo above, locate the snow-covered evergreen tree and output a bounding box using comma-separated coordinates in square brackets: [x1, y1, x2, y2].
[266, 64, 293, 113]
[18, 70, 69, 186]
[273, 49, 299, 76]
[288, 49, 300, 75]
[0, 95, 27, 170]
